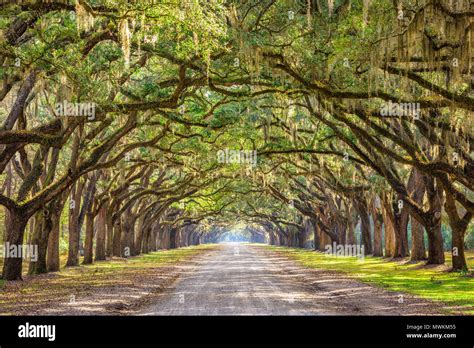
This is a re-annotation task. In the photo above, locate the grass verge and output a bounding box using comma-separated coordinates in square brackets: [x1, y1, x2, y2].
[0, 244, 218, 315]
[261, 245, 474, 315]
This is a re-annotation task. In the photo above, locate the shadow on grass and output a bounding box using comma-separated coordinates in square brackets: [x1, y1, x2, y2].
[261, 245, 474, 315]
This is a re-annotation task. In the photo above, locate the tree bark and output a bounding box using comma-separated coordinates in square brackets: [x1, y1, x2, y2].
[311, 219, 321, 250]
[425, 177, 445, 265]
[411, 217, 426, 260]
[409, 168, 426, 261]
[444, 187, 471, 271]
[393, 195, 409, 258]
[66, 180, 85, 267]
[345, 205, 356, 246]
[106, 207, 114, 257]
[82, 211, 94, 264]
[133, 215, 145, 255]
[120, 208, 133, 257]
[46, 212, 60, 272]
[29, 193, 65, 274]
[112, 219, 122, 257]
[372, 198, 384, 257]
[1, 209, 29, 280]
[28, 211, 45, 274]
[382, 194, 396, 258]
[95, 204, 107, 261]
[356, 198, 373, 254]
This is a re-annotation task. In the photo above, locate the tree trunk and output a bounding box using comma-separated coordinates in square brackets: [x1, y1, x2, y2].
[426, 224, 445, 264]
[372, 209, 383, 257]
[112, 219, 122, 257]
[444, 187, 471, 271]
[337, 221, 347, 245]
[82, 211, 94, 264]
[150, 226, 158, 251]
[450, 223, 468, 271]
[120, 209, 133, 257]
[411, 217, 426, 261]
[28, 210, 52, 275]
[141, 226, 151, 253]
[409, 168, 426, 261]
[66, 180, 84, 267]
[2, 209, 29, 280]
[269, 231, 275, 245]
[169, 227, 177, 249]
[312, 219, 321, 250]
[425, 177, 445, 265]
[29, 195, 64, 274]
[106, 209, 114, 257]
[393, 195, 409, 258]
[356, 199, 373, 254]
[382, 194, 396, 258]
[46, 214, 60, 272]
[346, 206, 356, 246]
[299, 219, 311, 248]
[28, 211, 47, 274]
[2, 162, 13, 244]
[319, 227, 332, 251]
[95, 205, 107, 261]
[133, 216, 145, 255]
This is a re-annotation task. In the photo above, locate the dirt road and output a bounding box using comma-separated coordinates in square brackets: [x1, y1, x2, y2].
[141, 243, 445, 315]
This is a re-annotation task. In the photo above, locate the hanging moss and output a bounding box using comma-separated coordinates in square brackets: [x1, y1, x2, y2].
[75, 0, 94, 32]
[307, 0, 312, 28]
[119, 18, 131, 69]
[327, 0, 334, 17]
[362, 0, 369, 25]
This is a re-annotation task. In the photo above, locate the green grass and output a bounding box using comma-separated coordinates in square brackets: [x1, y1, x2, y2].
[262, 245, 474, 315]
[0, 244, 218, 315]
[58, 244, 217, 274]
[0, 244, 217, 278]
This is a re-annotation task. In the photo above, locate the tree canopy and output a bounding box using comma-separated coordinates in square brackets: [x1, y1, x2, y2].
[0, 0, 473, 280]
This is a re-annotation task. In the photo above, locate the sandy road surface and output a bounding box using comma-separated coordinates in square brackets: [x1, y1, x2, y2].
[141, 243, 445, 315]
